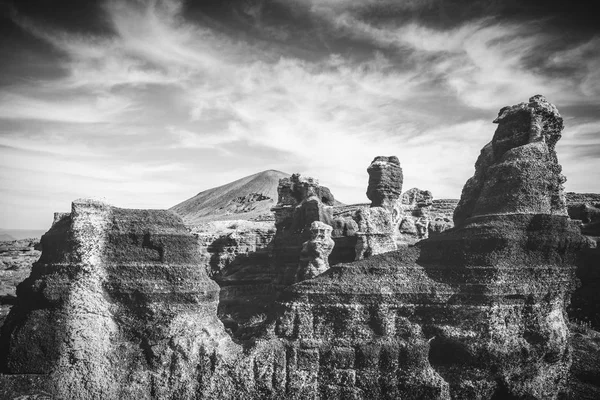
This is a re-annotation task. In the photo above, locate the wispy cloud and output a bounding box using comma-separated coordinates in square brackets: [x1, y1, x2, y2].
[0, 91, 135, 123]
[0, 0, 599, 228]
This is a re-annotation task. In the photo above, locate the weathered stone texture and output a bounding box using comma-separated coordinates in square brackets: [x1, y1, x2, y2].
[296, 221, 335, 282]
[366, 156, 403, 210]
[355, 157, 404, 259]
[274, 95, 587, 399]
[398, 188, 434, 244]
[271, 174, 336, 287]
[0, 200, 241, 399]
[0, 95, 593, 400]
[190, 220, 276, 336]
[454, 95, 567, 226]
[566, 193, 600, 330]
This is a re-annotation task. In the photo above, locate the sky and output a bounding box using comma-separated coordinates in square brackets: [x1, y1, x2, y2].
[0, 0, 599, 229]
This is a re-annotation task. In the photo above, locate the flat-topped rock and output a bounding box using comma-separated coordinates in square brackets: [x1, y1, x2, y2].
[0, 199, 239, 399]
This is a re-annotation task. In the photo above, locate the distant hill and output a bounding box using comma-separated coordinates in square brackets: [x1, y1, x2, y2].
[0, 229, 46, 241]
[170, 170, 290, 225]
[0, 233, 15, 242]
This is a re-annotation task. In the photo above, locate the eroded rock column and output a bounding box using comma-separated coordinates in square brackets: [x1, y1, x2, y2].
[296, 221, 335, 282]
[355, 156, 403, 259]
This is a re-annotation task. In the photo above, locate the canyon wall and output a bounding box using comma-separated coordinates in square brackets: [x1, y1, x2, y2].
[0, 95, 592, 399]
[0, 200, 242, 399]
[274, 95, 588, 399]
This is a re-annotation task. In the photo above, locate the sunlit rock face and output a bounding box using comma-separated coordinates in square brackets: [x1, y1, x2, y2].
[355, 156, 404, 260]
[275, 96, 587, 399]
[296, 221, 335, 282]
[398, 188, 434, 244]
[414, 95, 587, 398]
[0, 200, 240, 399]
[454, 95, 567, 226]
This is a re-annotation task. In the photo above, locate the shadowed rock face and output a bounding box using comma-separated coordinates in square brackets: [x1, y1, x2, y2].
[566, 193, 600, 330]
[189, 221, 277, 338]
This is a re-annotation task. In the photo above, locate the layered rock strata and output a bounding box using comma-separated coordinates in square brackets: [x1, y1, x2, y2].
[566, 194, 600, 329]
[428, 199, 458, 237]
[366, 156, 403, 210]
[275, 95, 587, 399]
[398, 188, 433, 244]
[296, 221, 335, 282]
[355, 156, 404, 259]
[0, 200, 240, 399]
[271, 174, 337, 287]
[190, 220, 276, 334]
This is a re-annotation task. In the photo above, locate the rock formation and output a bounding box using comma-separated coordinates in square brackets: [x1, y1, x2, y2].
[454, 95, 567, 226]
[0, 200, 240, 399]
[566, 193, 600, 330]
[0, 95, 594, 400]
[355, 156, 404, 259]
[275, 95, 587, 399]
[417, 95, 588, 398]
[271, 174, 337, 287]
[296, 221, 335, 282]
[428, 199, 458, 237]
[190, 220, 276, 336]
[398, 188, 433, 244]
[366, 156, 403, 210]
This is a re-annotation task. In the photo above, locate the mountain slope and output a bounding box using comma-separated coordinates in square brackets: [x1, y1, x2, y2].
[170, 170, 290, 224]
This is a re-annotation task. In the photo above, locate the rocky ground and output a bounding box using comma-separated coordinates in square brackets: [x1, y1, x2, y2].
[0, 238, 40, 327]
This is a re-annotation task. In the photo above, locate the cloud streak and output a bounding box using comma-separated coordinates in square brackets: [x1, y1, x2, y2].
[0, 0, 599, 229]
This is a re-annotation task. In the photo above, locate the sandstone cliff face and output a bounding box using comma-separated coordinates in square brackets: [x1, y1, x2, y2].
[0, 200, 241, 399]
[275, 95, 587, 399]
[428, 200, 457, 235]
